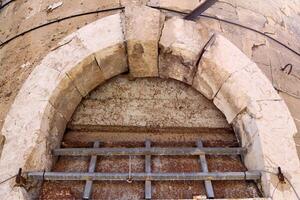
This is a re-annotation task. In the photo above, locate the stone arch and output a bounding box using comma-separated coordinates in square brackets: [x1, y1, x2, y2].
[0, 8, 299, 200]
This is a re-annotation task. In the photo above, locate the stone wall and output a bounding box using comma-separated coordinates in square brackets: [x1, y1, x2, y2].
[1, 0, 299, 154]
[69, 75, 229, 129]
[0, 7, 299, 199]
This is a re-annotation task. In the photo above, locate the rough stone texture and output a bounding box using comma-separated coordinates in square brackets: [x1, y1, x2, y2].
[0, 1, 299, 199]
[192, 34, 253, 100]
[0, 0, 120, 42]
[66, 55, 105, 97]
[125, 5, 164, 77]
[214, 63, 281, 123]
[70, 75, 230, 129]
[1, 0, 299, 159]
[0, 3, 121, 135]
[120, 0, 148, 6]
[0, 13, 127, 199]
[233, 101, 300, 199]
[95, 43, 128, 79]
[147, 0, 201, 13]
[159, 17, 211, 84]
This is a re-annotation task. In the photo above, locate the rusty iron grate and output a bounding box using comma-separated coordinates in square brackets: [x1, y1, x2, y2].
[27, 140, 261, 200]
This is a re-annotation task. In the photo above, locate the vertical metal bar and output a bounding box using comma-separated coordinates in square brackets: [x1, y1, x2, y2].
[184, 0, 218, 21]
[145, 140, 151, 199]
[197, 140, 214, 199]
[83, 141, 100, 200]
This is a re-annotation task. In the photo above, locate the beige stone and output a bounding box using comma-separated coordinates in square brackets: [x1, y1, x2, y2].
[159, 17, 210, 84]
[192, 34, 253, 100]
[44, 36, 91, 73]
[71, 76, 229, 129]
[147, 0, 200, 13]
[49, 75, 83, 121]
[279, 92, 300, 133]
[15, 65, 62, 102]
[270, 49, 300, 98]
[120, 0, 148, 7]
[0, 134, 5, 158]
[66, 55, 105, 97]
[95, 43, 128, 80]
[75, 13, 125, 53]
[233, 101, 300, 198]
[125, 5, 164, 77]
[214, 63, 281, 122]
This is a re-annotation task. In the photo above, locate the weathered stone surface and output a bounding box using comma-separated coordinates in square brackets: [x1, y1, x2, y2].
[44, 36, 91, 73]
[0, 134, 5, 158]
[233, 101, 300, 198]
[66, 55, 105, 97]
[279, 92, 300, 133]
[70, 76, 230, 129]
[192, 34, 253, 100]
[0, 14, 128, 199]
[270, 49, 300, 98]
[72, 13, 125, 53]
[159, 17, 210, 84]
[49, 75, 82, 121]
[147, 0, 200, 13]
[125, 5, 164, 77]
[214, 63, 281, 123]
[120, 0, 148, 6]
[95, 43, 128, 79]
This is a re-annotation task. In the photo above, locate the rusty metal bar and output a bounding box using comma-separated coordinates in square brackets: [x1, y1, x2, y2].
[53, 147, 245, 156]
[27, 171, 261, 181]
[184, 0, 218, 20]
[83, 141, 100, 200]
[197, 140, 214, 199]
[145, 140, 151, 199]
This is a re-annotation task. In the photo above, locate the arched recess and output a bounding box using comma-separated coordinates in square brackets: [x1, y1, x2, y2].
[0, 10, 299, 200]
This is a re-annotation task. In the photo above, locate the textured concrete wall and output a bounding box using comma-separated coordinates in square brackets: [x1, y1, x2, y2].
[69, 75, 229, 129]
[0, 0, 299, 154]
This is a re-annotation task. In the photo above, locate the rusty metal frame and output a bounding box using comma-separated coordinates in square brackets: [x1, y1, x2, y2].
[52, 147, 245, 156]
[27, 140, 260, 199]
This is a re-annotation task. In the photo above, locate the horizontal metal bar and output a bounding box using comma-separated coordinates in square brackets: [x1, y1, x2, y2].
[27, 172, 260, 181]
[53, 147, 244, 156]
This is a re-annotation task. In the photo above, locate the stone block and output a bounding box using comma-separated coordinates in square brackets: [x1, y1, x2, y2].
[121, 0, 148, 6]
[192, 34, 253, 100]
[94, 43, 128, 80]
[125, 5, 165, 77]
[213, 63, 281, 122]
[159, 17, 210, 84]
[147, 0, 200, 13]
[49, 75, 82, 121]
[233, 101, 300, 198]
[45, 36, 91, 73]
[279, 91, 300, 133]
[0, 101, 54, 171]
[15, 65, 61, 102]
[66, 55, 105, 97]
[75, 13, 125, 53]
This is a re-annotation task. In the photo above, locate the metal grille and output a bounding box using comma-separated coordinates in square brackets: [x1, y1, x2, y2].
[27, 140, 261, 199]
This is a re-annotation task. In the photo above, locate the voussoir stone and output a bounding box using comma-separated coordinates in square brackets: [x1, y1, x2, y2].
[125, 5, 165, 77]
[233, 101, 300, 198]
[147, 0, 200, 13]
[159, 17, 211, 84]
[192, 34, 253, 100]
[214, 63, 281, 123]
[66, 55, 105, 97]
